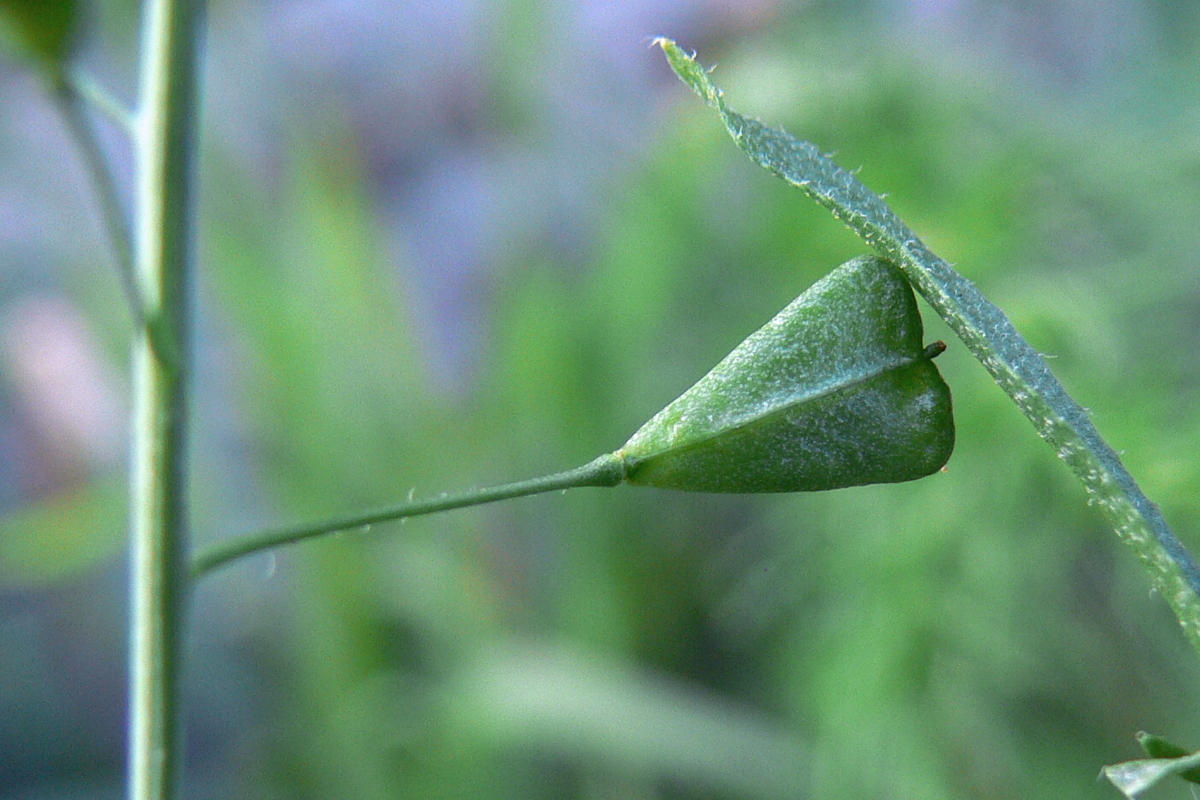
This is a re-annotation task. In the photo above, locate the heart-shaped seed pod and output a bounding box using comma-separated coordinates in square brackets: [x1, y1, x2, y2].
[617, 255, 954, 492]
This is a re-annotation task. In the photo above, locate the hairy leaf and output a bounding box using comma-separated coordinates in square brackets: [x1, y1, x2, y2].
[655, 37, 1200, 652]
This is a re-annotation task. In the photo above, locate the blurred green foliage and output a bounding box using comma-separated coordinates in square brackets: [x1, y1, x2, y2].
[6, 3, 1200, 799]
[0, 477, 123, 586]
[0, 0, 77, 74]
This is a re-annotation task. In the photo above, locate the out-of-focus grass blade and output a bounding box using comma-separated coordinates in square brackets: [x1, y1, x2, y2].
[450, 642, 808, 800]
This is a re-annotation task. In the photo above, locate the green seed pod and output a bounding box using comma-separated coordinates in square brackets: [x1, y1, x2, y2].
[618, 255, 954, 492]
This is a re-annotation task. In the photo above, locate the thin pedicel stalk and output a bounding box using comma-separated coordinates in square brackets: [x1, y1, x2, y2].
[127, 0, 202, 799]
[191, 453, 627, 579]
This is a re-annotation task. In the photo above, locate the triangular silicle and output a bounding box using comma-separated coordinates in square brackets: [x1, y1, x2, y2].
[616, 255, 954, 493]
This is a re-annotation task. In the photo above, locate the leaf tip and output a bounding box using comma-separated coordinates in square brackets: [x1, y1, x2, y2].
[652, 35, 722, 108]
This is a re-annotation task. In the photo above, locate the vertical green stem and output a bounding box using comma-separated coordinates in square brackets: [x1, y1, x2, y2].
[127, 0, 201, 799]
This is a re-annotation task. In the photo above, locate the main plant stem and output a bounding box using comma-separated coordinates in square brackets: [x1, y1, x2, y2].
[127, 1, 201, 799]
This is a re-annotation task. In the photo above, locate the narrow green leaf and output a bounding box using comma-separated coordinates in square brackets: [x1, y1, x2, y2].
[620, 255, 953, 492]
[0, 0, 77, 75]
[1103, 750, 1200, 798]
[655, 38, 1200, 652]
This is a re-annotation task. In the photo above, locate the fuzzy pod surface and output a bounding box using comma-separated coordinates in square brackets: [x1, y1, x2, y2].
[618, 256, 954, 492]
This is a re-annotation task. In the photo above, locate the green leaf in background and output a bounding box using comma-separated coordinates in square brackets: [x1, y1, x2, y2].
[654, 36, 1200, 654]
[0, 0, 77, 75]
[0, 478, 125, 587]
[620, 255, 953, 492]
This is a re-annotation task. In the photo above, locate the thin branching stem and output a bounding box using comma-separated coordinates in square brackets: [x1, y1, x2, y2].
[54, 76, 181, 369]
[62, 67, 136, 132]
[52, 81, 141, 326]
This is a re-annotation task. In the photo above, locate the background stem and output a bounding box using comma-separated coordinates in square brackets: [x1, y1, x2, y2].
[127, 0, 201, 799]
[63, 67, 136, 132]
[52, 81, 142, 332]
[57, 72, 180, 367]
